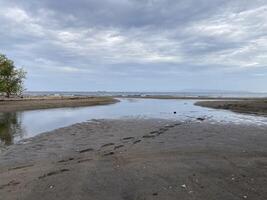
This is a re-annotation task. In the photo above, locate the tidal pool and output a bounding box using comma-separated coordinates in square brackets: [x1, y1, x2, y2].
[0, 98, 266, 145]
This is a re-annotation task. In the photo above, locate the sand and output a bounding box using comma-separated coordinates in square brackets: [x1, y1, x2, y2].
[0, 119, 266, 200]
[0, 96, 118, 112]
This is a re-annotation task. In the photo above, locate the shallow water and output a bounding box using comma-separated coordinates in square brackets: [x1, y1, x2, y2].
[0, 98, 266, 145]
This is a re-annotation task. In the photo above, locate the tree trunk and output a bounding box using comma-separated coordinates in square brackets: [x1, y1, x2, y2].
[6, 89, 10, 98]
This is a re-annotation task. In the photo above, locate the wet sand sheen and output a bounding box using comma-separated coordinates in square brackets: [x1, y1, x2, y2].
[0, 119, 267, 200]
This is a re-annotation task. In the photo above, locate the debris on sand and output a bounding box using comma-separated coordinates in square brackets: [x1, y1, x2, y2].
[181, 184, 187, 189]
[196, 117, 205, 121]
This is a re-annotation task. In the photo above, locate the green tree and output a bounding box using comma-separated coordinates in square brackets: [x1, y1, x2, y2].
[0, 54, 26, 98]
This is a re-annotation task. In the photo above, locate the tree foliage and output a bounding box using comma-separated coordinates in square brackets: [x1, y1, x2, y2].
[0, 54, 26, 98]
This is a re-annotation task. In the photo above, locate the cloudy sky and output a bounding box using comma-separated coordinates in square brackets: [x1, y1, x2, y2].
[0, 0, 267, 92]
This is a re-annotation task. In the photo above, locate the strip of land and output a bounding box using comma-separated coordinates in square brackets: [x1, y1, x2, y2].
[195, 100, 267, 116]
[117, 95, 266, 100]
[0, 96, 119, 112]
[0, 119, 266, 200]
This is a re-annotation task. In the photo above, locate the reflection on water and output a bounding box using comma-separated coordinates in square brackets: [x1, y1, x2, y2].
[0, 113, 25, 145]
[0, 98, 266, 146]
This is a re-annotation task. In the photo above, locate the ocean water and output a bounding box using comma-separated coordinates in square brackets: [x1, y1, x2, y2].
[24, 91, 267, 98]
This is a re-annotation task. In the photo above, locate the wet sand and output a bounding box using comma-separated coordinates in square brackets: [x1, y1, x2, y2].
[0, 96, 118, 112]
[0, 119, 266, 200]
[196, 100, 267, 116]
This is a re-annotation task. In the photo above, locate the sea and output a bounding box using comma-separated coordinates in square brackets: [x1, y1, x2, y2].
[23, 91, 267, 98]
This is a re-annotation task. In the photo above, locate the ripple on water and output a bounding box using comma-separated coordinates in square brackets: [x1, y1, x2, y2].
[0, 98, 266, 145]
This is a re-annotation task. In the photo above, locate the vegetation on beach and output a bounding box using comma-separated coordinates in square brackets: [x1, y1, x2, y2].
[196, 100, 267, 116]
[0, 54, 26, 98]
[0, 96, 118, 112]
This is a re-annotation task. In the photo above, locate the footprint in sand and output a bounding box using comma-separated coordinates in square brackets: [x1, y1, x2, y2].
[114, 144, 124, 150]
[103, 152, 115, 156]
[8, 164, 34, 171]
[101, 143, 115, 148]
[79, 148, 94, 153]
[133, 140, 141, 144]
[174, 123, 181, 126]
[166, 125, 176, 128]
[159, 128, 169, 131]
[77, 158, 92, 163]
[122, 137, 135, 140]
[143, 135, 156, 138]
[38, 169, 70, 179]
[0, 180, 20, 190]
[58, 157, 74, 163]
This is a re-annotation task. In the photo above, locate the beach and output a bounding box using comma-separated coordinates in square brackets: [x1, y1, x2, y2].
[0, 118, 267, 200]
[0, 97, 266, 199]
[2, 0, 267, 199]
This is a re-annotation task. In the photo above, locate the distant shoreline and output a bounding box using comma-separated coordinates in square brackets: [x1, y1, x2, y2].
[116, 95, 267, 100]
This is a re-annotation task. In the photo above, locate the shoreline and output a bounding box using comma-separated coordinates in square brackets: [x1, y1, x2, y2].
[0, 96, 119, 112]
[195, 100, 267, 116]
[0, 119, 266, 199]
[0, 95, 267, 114]
[116, 95, 267, 100]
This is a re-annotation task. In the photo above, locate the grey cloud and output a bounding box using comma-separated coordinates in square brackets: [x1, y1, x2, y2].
[0, 0, 267, 91]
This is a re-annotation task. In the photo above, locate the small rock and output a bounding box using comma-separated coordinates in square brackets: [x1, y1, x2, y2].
[197, 117, 205, 121]
[181, 184, 187, 189]
[243, 195, 248, 199]
[49, 185, 54, 189]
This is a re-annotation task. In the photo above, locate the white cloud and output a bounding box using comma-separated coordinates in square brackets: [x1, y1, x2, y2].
[0, 0, 267, 91]
[3, 7, 32, 23]
[184, 5, 267, 69]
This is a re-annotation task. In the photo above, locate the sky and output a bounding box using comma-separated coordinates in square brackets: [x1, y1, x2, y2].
[0, 0, 267, 92]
